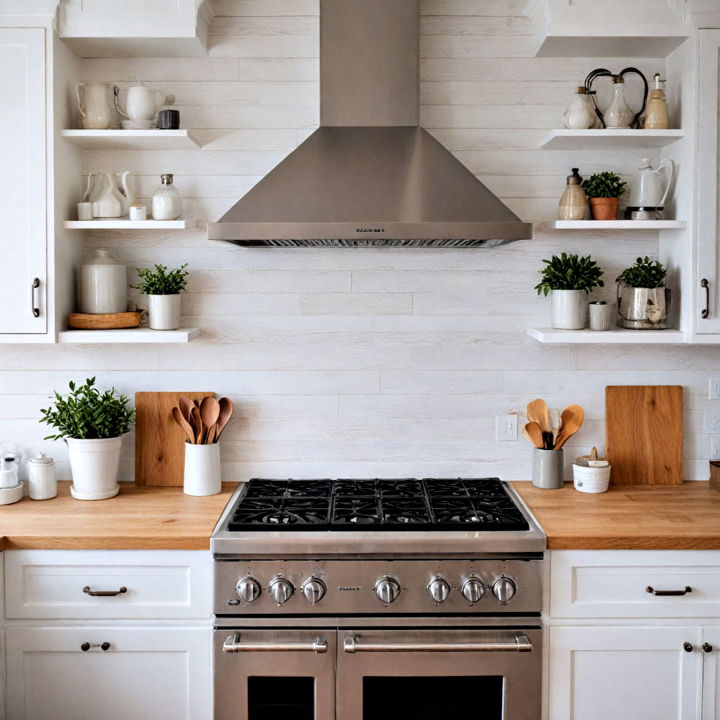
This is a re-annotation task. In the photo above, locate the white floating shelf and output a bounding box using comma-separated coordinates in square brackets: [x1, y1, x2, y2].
[527, 327, 686, 344]
[539, 129, 684, 150]
[61, 129, 200, 150]
[553, 220, 686, 230]
[58, 328, 200, 344]
[64, 219, 190, 230]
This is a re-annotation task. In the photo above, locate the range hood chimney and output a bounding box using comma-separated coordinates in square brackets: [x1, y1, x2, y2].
[207, 0, 532, 247]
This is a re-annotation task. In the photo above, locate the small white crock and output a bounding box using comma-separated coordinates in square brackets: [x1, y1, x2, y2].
[147, 294, 181, 330]
[184, 443, 221, 496]
[27, 453, 57, 500]
[66, 436, 123, 500]
[551, 289, 587, 330]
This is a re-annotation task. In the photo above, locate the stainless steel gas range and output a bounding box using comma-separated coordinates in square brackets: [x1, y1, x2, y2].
[211, 478, 546, 720]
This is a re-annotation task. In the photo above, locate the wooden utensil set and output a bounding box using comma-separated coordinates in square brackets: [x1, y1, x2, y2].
[172, 396, 234, 445]
[523, 398, 584, 450]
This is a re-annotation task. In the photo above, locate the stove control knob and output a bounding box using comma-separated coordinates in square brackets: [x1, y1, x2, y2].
[375, 576, 401, 604]
[301, 577, 326, 605]
[492, 575, 516, 604]
[427, 577, 451, 603]
[460, 576, 485, 604]
[268, 577, 294, 605]
[236, 577, 261, 604]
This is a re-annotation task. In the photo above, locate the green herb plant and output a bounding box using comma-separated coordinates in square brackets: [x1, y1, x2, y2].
[581, 171, 627, 199]
[535, 253, 605, 297]
[39, 377, 135, 440]
[132, 263, 189, 295]
[616, 256, 667, 288]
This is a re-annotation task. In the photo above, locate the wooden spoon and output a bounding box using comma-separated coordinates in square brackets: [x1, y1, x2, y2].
[171, 406, 195, 444]
[554, 404, 585, 449]
[178, 396, 194, 422]
[524, 422, 545, 449]
[189, 405, 204, 445]
[199, 397, 220, 444]
[214, 397, 234, 442]
[527, 398, 552, 435]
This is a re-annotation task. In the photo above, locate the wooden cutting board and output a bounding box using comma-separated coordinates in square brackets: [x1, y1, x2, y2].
[135, 391, 214, 487]
[605, 385, 683, 485]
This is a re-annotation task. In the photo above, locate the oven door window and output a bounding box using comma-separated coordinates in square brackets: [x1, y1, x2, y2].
[248, 676, 315, 720]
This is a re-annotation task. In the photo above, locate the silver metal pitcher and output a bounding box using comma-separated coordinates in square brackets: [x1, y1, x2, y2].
[616, 283, 670, 329]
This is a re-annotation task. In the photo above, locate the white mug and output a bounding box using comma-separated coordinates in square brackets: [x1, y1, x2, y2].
[116, 85, 164, 122]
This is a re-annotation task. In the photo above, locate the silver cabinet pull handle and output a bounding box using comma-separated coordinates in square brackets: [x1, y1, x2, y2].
[81, 642, 111, 652]
[701, 278, 710, 319]
[646, 585, 692, 597]
[31, 277, 40, 318]
[83, 585, 127, 597]
[222, 634, 328, 654]
[343, 633, 532, 653]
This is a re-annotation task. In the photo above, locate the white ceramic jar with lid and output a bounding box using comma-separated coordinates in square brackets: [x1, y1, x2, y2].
[78, 248, 128, 314]
[28, 453, 57, 500]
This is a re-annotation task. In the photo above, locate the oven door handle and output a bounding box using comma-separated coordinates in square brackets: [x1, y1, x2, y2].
[343, 633, 533, 653]
[222, 634, 329, 654]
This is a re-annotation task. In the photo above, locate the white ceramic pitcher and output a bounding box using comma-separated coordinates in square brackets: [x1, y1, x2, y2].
[74, 82, 113, 129]
[91, 174, 122, 218]
[115, 83, 164, 122]
[114, 171, 136, 215]
[627, 158, 675, 210]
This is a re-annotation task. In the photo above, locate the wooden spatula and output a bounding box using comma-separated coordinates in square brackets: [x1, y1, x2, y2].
[171, 406, 195, 444]
[527, 399, 551, 433]
[200, 397, 220, 444]
[554, 404, 584, 449]
[215, 397, 234, 441]
[525, 422, 545, 449]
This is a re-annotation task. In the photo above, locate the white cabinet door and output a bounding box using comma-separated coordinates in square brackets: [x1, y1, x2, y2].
[696, 30, 720, 333]
[5, 625, 212, 720]
[702, 627, 720, 720]
[548, 626, 702, 720]
[0, 28, 46, 334]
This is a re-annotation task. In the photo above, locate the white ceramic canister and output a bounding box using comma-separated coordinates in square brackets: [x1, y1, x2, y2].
[27, 453, 57, 500]
[184, 443, 221, 496]
[79, 248, 128, 314]
[573, 463, 611, 493]
[550, 289, 587, 330]
[147, 294, 181, 330]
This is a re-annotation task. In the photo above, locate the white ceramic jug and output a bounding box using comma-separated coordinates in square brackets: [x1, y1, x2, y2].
[115, 83, 164, 122]
[627, 158, 675, 210]
[92, 174, 122, 218]
[113, 171, 136, 215]
[74, 82, 113, 129]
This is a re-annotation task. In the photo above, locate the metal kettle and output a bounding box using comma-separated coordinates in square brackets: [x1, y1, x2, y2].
[627, 158, 675, 213]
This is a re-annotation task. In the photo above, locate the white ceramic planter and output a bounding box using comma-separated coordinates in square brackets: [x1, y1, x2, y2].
[147, 293, 181, 330]
[183, 443, 221, 497]
[551, 289, 587, 330]
[66, 436, 123, 500]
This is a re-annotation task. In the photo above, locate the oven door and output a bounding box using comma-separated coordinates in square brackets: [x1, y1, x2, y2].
[337, 626, 542, 720]
[214, 629, 337, 720]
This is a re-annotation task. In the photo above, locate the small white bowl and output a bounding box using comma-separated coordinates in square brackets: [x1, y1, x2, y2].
[0, 483, 24, 505]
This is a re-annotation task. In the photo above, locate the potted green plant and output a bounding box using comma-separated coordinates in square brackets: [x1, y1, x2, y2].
[581, 171, 627, 220]
[132, 263, 189, 330]
[535, 253, 605, 329]
[616, 256, 669, 329]
[40, 378, 135, 500]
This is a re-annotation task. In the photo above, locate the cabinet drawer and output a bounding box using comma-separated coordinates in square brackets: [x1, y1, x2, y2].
[5, 550, 211, 620]
[550, 550, 720, 619]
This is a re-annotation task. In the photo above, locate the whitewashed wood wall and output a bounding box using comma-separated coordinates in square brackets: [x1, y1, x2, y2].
[3, 0, 719, 482]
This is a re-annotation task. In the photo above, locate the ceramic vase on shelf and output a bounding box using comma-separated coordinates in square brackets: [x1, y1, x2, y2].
[551, 289, 587, 330]
[67, 436, 124, 500]
[147, 294, 181, 330]
[644, 73, 669, 129]
[604, 76, 634, 129]
[74, 81, 113, 129]
[562, 87, 596, 129]
[91, 173, 123, 218]
[78, 248, 128, 314]
[558, 168, 588, 220]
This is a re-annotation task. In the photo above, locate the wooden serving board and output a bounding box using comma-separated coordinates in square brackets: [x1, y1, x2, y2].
[135, 391, 214, 487]
[68, 312, 141, 330]
[605, 385, 683, 485]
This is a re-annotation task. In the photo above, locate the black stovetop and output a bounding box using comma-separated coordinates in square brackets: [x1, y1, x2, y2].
[227, 478, 529, 532]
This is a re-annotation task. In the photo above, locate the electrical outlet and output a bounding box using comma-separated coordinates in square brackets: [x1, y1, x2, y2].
[711, 436, 720, 460]
[710, 377, 720, 400]
[496, 414, 518, 442]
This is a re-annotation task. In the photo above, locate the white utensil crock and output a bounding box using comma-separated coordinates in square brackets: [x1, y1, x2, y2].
[147, 294, 181, 330]
[67, 436, 123, 500]
[79, 248, 128, 314]
[532, 448, 564, 489]
[184, 443, 221, 496]
[551, 289, 587, 330]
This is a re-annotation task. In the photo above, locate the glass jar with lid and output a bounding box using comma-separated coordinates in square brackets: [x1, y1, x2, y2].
[152, 173, 183, 220]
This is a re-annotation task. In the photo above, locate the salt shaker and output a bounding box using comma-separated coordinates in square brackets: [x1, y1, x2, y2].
[27, 453, 57, 500]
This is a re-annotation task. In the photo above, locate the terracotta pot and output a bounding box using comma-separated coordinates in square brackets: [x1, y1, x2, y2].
[589, 197, 620, 220]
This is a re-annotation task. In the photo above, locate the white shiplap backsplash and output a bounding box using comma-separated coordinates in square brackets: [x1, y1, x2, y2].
[4, 0, 719, 482]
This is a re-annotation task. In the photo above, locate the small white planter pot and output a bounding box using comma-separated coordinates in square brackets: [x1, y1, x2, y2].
[67, 436, 123, 500]
[184, 443, 221, 497]
[551, 289, 587, 330]
[147, 293, 181, 330]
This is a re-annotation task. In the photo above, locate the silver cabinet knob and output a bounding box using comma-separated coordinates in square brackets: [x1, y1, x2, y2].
[492, 575, 516, 604]
[301, 577, 326, 605]
[236, 577, 261, 604]
[461, 576, 485, 604]
[427, 577, 451, 603]
[268, 577, 294, 605]
[374, 576, 401, 604]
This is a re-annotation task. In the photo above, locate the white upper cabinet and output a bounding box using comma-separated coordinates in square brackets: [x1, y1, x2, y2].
[59, 0, 214, 57]
[0, 28, 47, 335]
[526, 0, 690, 57]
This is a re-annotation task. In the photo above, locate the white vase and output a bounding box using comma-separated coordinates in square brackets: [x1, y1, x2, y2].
[184, 443, 221, 497]
[551, 289, 587, 330]
[67, 436, 123, 500]
[147, 294, 181, 330]
[79, 248, 128, 314]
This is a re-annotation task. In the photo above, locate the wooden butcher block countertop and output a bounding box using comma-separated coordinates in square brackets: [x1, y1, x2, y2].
[511, 481, 720, 550]
[0, 482, 236, 550]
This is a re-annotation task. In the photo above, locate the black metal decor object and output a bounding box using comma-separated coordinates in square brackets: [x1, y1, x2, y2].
[584, 67, 649, 129]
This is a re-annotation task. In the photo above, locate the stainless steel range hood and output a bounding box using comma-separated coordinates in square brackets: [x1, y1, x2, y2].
[208, 0, 532, 247]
